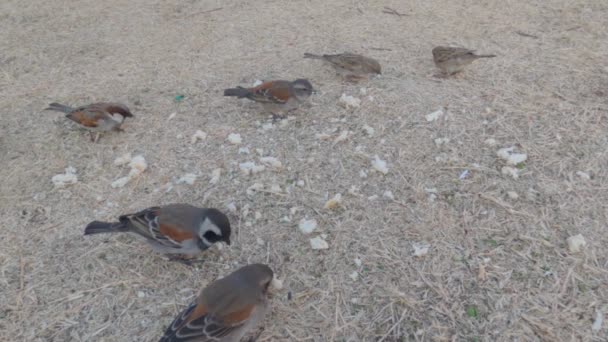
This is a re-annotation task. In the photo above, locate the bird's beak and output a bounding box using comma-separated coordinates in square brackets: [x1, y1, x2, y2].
[197, 239, 210, 251]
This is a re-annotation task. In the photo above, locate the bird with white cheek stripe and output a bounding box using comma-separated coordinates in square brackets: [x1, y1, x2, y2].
[84, 204, 231, 264]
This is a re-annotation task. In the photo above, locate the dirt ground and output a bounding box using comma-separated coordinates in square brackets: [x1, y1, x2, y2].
[1, 0, 607, 341]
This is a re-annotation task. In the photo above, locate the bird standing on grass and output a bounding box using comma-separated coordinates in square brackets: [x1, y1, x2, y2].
[159, 264, 274, 342]
[303, 52, 381, 81]
[84, 204, 231, 264]
[432, 46, 496, 76]
[44, 102, 133, 142]
[223, 79, 314, 119]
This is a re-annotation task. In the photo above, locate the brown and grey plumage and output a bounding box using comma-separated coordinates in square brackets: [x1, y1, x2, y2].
[45, 102, 134, 141]
[304, 52, 381, 81]
[159, 264, 274, 342]
[224, 79, 313, 117]
[432, 46, 496, 75]
[85, 204, 231, 262]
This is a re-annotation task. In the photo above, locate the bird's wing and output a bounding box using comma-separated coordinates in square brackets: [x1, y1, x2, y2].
[247, 81, 290, 104]
[159, 300, 253, 341]
[120, 207, 191, 249]
[66, 107, 108, 127]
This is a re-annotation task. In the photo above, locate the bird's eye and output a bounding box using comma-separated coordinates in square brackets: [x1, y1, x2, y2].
[203, 231, 221, 242]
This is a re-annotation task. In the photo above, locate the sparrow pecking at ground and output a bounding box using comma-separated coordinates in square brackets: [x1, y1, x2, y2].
[432, 46, 496, 76]
[159, 263, 274, 342]
[303, 52, 381, 81]
[223, 79, 314, 118]
[44, 102, 134, 142]
[84, 204, 231, 264]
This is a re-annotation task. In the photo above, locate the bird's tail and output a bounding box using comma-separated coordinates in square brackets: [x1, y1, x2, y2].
[303, 53, 324, 59]
[84, 221, 129, 235]
[475, 54, 496, 58]
[45, 103, 74, 113]
[223, 87, 251, 98]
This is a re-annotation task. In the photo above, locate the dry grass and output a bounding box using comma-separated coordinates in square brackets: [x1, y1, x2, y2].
[1, 0, 608, 341]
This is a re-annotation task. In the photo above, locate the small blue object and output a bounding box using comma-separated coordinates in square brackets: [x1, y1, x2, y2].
[174, 95, 185, 102]
[459, 169, 469, 180]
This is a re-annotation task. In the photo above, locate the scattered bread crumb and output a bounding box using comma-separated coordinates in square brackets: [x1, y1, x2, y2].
[270, 276, 283, 290]
[412, 242, 430, 257]
[592, 309, 604, 332]
[567, 234, 586, 253]
[507, 191, 519, 200]
[209, 168, 222, 184]
[113, 153, 132, 166]
[383, 190, 394, 200]
[497, 146, 527, 165]
[227, 133, 242, 145]
[259, 156, 283, 170]
[129, 155, 148, 175]
[362, 124, 374, 136]
[339, 94, 361, 109]
[239, 162, 265, 175]
[51, 167, 78, 187]
[333, 130, 350, 145]
[177, 173, 197, 185]
[111, 176, 131, 189]
[576, 171, 591, 180]
[324, 193, 342, 210]
[434, 137, 450, 146]
[425, 108, 444, 122]
[371, 155, 389, 174]
[191, 130, 207, 144]
[226, 202, 237, 214]
[310, 236, 329, 250]
[484, 138, 497, 146]
[501, 166, 520, 179]
[298, 219, 318, 234]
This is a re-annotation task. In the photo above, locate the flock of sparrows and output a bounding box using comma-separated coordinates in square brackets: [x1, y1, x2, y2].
[44, 46, 495, 341]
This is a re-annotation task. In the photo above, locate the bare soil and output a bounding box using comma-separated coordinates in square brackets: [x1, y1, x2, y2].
[1, 0, 607, 341]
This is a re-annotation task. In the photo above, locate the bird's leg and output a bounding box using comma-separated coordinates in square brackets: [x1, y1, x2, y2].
[271, 113, 287, 122]
[345, 74, 363, 83]
[89, 131, 101, 142]
[167, 254, 190, 264]
[168, 255, 204, 266]
[450, 70, 467, 78]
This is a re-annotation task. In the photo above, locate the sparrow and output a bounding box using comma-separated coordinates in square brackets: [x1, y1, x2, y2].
[45, 102, 134, 142]
[223, 79, 314, 118]
[303, 52, 381, 81]
[432, 46, 496, 75]
[84, 204, 231, 263]
[159, 263, 274, 342]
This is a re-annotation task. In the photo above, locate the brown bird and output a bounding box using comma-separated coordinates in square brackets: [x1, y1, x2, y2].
[159, 264, 274, 342]
[45, 102, 134, 142]
[304, 52, 381, 81]
[224, 79, 313, 118]
[432, 46, 496, 75]
[84, 204, 231, 264]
